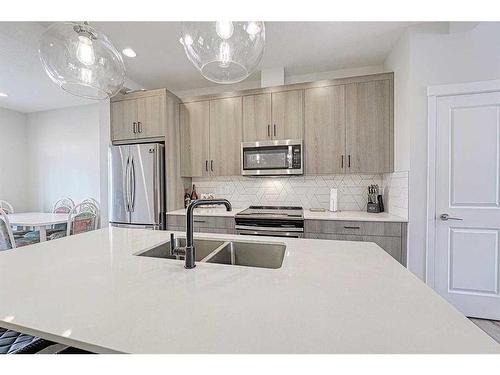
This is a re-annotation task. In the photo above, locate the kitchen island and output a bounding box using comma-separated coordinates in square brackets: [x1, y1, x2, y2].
[0, 227, 498, 354]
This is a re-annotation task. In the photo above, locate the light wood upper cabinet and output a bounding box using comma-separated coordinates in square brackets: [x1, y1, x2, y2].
[304, 85, 345, 174]
[110, 91, 167, 141]
[180, 101, 210, 177]
[242, 89, 303, 141]
[345, 80, 392, 173]
[136, 95, 166, 138]
[209, 97, 243, 176]
[242, 93, 272, 141]
[271, 90, 304, 140]
[110, 100, 138, 141]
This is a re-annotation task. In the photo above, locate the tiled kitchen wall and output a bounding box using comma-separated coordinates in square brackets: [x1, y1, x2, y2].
[382, 171, 409, 220]
[193, 174, 383, 211]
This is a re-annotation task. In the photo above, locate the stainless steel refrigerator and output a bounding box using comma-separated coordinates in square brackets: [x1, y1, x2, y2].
[110, 143, 165, 229]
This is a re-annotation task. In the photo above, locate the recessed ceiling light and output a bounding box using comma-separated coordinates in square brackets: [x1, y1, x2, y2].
[0, 92, 8, 97]
[122, 48, 137, 58]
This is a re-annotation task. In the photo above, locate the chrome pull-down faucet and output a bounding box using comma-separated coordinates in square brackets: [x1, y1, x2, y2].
[171, 199, 232, 269]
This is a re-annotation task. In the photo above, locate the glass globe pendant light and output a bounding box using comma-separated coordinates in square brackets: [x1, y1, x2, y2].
[180, 21, 265, 84]
[39, 22, 126, 100]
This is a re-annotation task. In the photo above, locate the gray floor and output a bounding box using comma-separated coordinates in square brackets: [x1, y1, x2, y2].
[470, 318, 500, 344]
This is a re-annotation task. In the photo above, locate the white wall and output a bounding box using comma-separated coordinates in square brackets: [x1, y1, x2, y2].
[384, 22, 500, 280]
[26, 104, 101, 212]
[0, 107, 30, 211]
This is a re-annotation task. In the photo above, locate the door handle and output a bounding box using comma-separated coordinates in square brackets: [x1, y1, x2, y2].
[133, 122, 137, 134]
[273, 124, 277, 137]
[341, 155, 344, 169]
[125, 156, 131, 212]
[210, 160, 214, 172]
[267, 124, 270, 137]
[205, 160, 208, 172]
[137, 121, 142, 133]
[130, 157, 136, 212]
[348, 154, 351, 168]
[440, 213, 463, 221]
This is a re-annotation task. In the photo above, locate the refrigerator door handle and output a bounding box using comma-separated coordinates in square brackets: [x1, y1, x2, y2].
[130, 156, 136, 212]
[124, 156, 130, 212]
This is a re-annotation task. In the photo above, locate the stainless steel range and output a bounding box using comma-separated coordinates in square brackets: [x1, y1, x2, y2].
[235, 206, 304, 238]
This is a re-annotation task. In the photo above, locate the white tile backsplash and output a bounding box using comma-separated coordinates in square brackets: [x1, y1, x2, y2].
[192, 174, 383, 210]
[382, 171, 409, 220]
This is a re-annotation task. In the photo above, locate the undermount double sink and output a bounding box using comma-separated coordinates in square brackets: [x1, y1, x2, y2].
[136, 238, 286, 269]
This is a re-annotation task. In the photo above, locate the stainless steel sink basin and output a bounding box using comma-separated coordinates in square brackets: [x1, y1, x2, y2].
[204, 241, 286, 269]
[136, 237, 285, 269]
[137, 238, 225, 261]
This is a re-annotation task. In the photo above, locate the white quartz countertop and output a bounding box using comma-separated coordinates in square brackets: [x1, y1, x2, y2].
[0, 228, 497, 354]
[167, 207, 407, 222]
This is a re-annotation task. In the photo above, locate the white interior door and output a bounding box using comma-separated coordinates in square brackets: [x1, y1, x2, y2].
[435, 91, 500, 320]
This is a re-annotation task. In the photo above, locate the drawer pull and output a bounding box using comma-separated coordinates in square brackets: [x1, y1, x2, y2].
[194, 220, 206, 223]
[344, 226, 360, 230]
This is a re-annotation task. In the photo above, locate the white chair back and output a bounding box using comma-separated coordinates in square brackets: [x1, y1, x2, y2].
[53, 197, 75, 214]
[81, 198, 100, 228]
[0, 200, 14, 215]
[66, 202, 98, 236]
[0, 208, 16, 250]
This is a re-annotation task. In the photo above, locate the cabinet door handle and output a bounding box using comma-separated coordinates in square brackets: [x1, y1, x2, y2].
[138, 121, 142, 133]
[205, 160, 208, 172]
[344, 226, 360, 230]
[267, 124, 270, 137]
[210, 160, 214, 172]
[348, 155, 351, 168]
[341, 155, 344, 169]
[194, 219, 206, 223]
[133, 122, 137, 134]
[273, 124, 277, 137]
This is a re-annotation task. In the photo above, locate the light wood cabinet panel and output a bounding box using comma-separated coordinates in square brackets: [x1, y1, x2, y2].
[304, 85, 345, 174]
[242, 93, 272, 141]
[137, 95, 166, 138]
[110, 100, 137, 141]
[271, 90, 304, 140]
[345, 80, 392, 173]
[209, 97, 242, 176]
[180, 101, 210, 177]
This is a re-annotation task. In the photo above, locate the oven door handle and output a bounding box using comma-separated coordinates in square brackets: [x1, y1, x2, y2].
[235, 225, 304, 232]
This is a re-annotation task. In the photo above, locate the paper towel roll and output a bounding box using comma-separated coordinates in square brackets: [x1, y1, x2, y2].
[329, 188, 338, 212]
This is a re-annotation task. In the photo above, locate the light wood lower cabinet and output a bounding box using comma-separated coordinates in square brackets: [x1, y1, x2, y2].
[166, 215, 236, 234]
[305, 220, 407, 266]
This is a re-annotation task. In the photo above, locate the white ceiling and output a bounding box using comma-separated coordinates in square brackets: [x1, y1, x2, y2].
[0, 22, 413, 113]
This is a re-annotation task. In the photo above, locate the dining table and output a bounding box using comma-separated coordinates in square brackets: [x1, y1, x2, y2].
[8, 212, 70, 242]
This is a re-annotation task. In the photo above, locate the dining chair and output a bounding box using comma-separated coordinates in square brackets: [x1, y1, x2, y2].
[53, 197, 75, 213]
[0, 200, 14, 214]
[49, 202, 98, 240]
[0, 209, 38, 250]
[81, 198, 100, 228]
[0, 200, 31, 238]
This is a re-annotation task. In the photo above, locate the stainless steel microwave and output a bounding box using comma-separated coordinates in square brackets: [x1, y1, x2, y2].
[241, 139, 303, 176]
